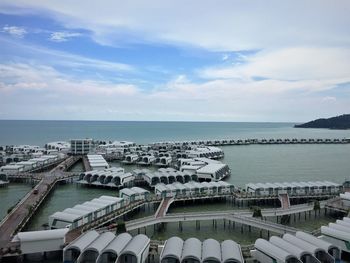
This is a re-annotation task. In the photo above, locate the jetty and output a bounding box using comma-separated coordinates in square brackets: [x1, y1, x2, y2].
[0, 156, 80, 250]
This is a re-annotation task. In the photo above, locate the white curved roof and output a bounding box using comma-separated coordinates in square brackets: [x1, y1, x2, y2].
[283, 234, 323, 255]
[50, 211, 81, 222]
[295, 231, 339, 252]
[120, 188, 136, 196]
[120, 234, 150, 257]
[65, 230, 99, 252]
[321, 226, 350, 241]
[202, 239, 221, 262]
[83, 232, 115, 253]
[131, 187, 149, 194]
[328, 223, 350, 233]
[14, 228, 69, 242]
[63, 208, 90, 216]
[269, 236, 310, 259]
[102, 233, 132, 256]
[340, 193, 350, 200]
[343, 217, 350, 223]
[160, 236, 184, 261]
[182, 238, 201, 261]
[99, 195, 122, 202]
[255, 238, 299, 261]
[336, 219, 350, 228]
[73, 204, 97, 212]
[221, 240, 243, 263]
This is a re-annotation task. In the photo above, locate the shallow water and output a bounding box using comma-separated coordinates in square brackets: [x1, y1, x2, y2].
[0, 183, 32, 221]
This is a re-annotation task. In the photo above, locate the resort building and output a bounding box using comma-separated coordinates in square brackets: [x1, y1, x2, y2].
[78, 167, 134, 188]
[185, 146, 224, 159]
[49, 196, 124, 229]
[320, 217, 350, 255]
[45, 141, 71, 152]
[70, 139, 93, 155]
[160, 237, 244, 263]
[119, 187, 150, 202]
[63, 231, 150, 263]
[178, 158, 230, 182]
[245, 181, 342, 197]
[251, 231, 340, 263]
[140, 169, 196, 187]
[154, 181, 234, 198]
[340, 192, 350, 207]
[87, 154, 110, 170]
[12, 228, 69, 255]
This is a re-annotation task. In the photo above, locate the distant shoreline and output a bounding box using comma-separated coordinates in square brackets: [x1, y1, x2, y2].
[294, 114, 350, 130]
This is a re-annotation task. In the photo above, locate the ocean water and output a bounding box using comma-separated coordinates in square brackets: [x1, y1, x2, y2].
[1, 120, 350, 245]
[0, 120, 349, 146]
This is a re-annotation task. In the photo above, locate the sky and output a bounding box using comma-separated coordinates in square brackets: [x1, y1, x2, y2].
[0, 0, 349, 122]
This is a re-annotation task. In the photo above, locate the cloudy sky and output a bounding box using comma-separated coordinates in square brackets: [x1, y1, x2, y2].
[0, 0, 349, 122]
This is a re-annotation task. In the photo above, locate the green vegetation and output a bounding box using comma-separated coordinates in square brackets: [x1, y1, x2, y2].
[313, 200, 321, 211]
[251, 206, 262, 218]
[116, 220, 126, 234]
[294, 114, 350, 129]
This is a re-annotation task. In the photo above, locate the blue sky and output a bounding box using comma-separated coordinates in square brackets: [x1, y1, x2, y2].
[0, 0, 349, 122]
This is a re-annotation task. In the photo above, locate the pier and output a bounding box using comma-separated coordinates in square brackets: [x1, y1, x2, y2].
[0, 156, 80, 250]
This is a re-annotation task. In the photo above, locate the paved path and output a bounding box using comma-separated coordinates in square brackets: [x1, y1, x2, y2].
[155, 197, 173, 218]
[279, 193, 290, 209]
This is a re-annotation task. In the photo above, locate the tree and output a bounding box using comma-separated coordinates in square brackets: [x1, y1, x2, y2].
[313, 200, 320, 211]
[116, 220, 126, 234]
[251, 206, 262, 218]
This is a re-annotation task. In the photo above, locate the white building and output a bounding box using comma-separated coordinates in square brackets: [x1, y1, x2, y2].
[12, 228, 69, 254]
[49, 196, 124, 229]
[160, 237, 243, 263]
[71, 139, 93, 155]
[87, 154, 110, 170]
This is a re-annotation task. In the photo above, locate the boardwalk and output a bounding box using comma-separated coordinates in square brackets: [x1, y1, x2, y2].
[126, 210, 302, 235]
[0, 156, 79, 249]
[278, 193, 290, 209]
[124, 201, 326, 234]
[155, 197, 174, 218]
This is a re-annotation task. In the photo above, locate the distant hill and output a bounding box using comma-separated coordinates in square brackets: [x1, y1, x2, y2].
[294, 114, 350, 129]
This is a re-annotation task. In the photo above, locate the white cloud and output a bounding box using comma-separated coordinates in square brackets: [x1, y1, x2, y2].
[0, 36, 134, 72]
[0, 0, 349, 50]
[0, 62, 139, 96]
[222, 54, 229, 61]
[0, 62, 348, 121]
[49, 31, 81, 42]
[322, 96, 337, 102]
[2, 25, 26, 37]
[199, 47, 350, 93]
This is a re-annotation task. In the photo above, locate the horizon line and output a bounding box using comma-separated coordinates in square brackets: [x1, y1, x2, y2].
[0, 119, 300, 124]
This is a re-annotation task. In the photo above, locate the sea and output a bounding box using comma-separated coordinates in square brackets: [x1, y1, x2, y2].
[1, 120, 350, 248]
